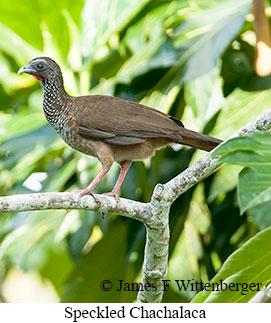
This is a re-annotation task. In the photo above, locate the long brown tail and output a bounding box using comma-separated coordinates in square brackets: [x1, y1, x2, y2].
[179, 128, 222, 152]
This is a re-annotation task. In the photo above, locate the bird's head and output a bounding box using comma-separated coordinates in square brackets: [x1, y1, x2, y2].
[18, 57, 62, 82]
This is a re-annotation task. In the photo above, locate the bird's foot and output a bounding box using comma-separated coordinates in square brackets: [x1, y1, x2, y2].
[76, 188, 99, 201]
[103, 191, 120, 201]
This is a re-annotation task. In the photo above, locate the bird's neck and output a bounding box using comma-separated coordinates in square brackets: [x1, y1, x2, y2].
[42, 77, 68, 104]
[41, 77, 70, 128]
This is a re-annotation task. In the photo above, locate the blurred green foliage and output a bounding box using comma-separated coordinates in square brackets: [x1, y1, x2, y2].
[0, 0, 271, 302]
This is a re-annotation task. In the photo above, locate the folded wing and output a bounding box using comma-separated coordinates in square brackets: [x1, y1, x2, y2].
[76, 95, 183, 145]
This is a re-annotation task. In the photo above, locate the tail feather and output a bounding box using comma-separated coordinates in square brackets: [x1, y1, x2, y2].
[179, 128, 222, 152]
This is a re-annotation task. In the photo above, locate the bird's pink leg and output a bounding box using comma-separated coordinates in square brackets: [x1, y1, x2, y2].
[104, 161, 132, 200]
[77, 167, 110, 199]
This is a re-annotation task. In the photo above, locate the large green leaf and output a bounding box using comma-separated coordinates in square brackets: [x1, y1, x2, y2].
[191, 227, 271, 302]
[214, 132, 271, 228]
[0, 0, 84, 56]
[248, 202, 271, 231]
[0, 0, 43, 50]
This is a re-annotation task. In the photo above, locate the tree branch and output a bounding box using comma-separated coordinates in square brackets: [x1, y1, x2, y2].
[136, 186, 170, 302]
[0, 192, 151, 222]
[0, 110, 271, 303]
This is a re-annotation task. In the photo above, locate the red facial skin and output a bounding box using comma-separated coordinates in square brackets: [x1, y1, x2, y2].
[31, 74, 43, 80]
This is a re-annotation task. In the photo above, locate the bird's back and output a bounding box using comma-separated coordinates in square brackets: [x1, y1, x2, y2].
[72, 94, 184, 140]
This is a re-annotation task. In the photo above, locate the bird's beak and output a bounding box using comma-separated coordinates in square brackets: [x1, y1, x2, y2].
[17, 64, 36, 75]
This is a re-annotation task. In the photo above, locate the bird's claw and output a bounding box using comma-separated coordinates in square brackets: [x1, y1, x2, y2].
[103, 191, 120, 201]
[75, 189, 99, 202]
[75, 189, 120, 202]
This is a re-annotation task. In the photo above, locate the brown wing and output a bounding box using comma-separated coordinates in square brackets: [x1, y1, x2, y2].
[75, 95, 183, 145]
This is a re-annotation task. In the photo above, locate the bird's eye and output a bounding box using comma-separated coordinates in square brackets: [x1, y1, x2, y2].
[37, 63, 43, 70]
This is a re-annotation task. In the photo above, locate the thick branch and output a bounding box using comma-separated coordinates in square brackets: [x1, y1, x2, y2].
[137, 186, 170, 302]
[0, 192, 151, 222]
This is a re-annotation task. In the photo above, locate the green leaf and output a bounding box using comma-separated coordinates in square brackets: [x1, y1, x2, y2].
[248, 201, 271, 231]
[0, 0, 43, 50]
[214, 132, 271, 218]
[191, 227, 271, 302]
[238, 167, 271, 214]
[0, 0, 84, 56]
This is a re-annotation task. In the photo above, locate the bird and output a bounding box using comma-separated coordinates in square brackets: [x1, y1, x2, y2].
[18, 57, 222, 200]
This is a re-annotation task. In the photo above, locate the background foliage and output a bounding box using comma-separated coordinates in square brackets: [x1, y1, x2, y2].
[0, 0, 270, 302]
